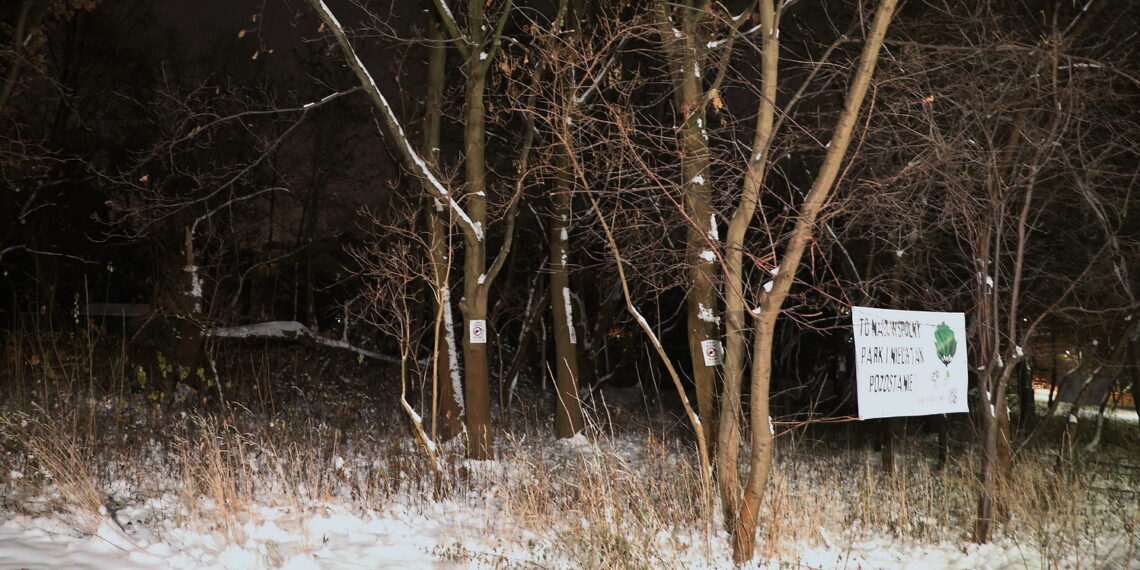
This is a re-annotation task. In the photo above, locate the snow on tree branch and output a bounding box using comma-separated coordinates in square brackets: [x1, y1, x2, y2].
[307, 0, 483, 241]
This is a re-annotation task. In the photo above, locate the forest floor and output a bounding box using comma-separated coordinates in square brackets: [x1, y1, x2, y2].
[1, 340, 1138, 569]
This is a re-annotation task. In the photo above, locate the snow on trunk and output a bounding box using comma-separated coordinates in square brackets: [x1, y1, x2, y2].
[185, 264, 202, 313]
[442, 287, 465, 413]
[562, 287, 577, 345]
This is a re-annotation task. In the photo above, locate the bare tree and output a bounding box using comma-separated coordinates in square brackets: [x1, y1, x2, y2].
[485, 0, 591, 438]
[352, 218, 442, 478]
[833, 0, 1140, 542]
[542, 1, 896, 560]
[419, 8, 464, 441]
[426, 0, 518, 459]
[309, 0, 541, 459]
[714, 1, 897, 560]
[654, 0, 748, 452]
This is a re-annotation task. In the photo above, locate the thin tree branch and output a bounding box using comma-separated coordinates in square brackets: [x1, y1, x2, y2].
[307, 0, 483, 242]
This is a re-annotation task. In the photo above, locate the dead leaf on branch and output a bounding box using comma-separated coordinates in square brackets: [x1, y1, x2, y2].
[711, 88, 725, 111]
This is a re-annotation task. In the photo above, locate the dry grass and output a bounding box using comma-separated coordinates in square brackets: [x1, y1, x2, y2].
[2, 396, 1136, 568]
[5, 411, 105, 533]
[491, 429, 712, 568]
[1, 332, 1137, 568]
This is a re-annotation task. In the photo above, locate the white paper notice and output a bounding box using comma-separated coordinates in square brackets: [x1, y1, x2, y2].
[851, 306, 969, 419]
[469, 319, 487, 344]
[700, 339, 720, 367]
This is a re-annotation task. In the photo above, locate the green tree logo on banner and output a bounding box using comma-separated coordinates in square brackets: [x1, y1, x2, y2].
[934, 322, 957, 367]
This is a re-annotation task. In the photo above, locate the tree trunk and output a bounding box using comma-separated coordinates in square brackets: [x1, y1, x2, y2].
[683, 140, 719, 450]
[458, 0, 494, 460]
[730, 309, 777, 561]
[176, 226, 205, 391]
[937, 414, 949, 469]
[882, 249, 909, 472]
[549, 164, 585, 437]
[974, 367, 1013, 541]
[719, 0, 779, 537]
[544, 0, 586, 439]
[995, 388, 1012, 521]
[423, 11, 464, 441]
[973, 369, 997, 542]
[881, 418, 897, 472]
[461, 302, 492, 458]
[1017, 361, 1033, 430]
[658, 0, 719, 456]
[726, 1, 898, 561]
[678, 45, 720, 456]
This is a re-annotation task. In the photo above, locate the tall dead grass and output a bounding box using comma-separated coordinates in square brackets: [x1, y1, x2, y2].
[2, 395, 1135, 568]
[6, 411, 105, 533]
[1, 330, 1136, 568]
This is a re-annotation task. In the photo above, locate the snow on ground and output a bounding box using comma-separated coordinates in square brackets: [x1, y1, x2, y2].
[0, 503, 483, 569]
[1, 400, 1137, 568]
[1034, 388, 1139, 424]
[2, 487, 1091, 568]
[791, 537, 1051, 569]
[0, 509, 1107, 570]
[3, 442, 1135, 569]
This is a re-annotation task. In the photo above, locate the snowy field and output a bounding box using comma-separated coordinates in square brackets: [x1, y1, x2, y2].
[2, 421, 1137, 568]
[1, 375, 1137, 568]
[0, 496, 1110, 569]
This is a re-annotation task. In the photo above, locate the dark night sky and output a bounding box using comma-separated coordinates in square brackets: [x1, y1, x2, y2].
[2, 0, 1138, 350]
[152, 1, 427, 70]
[155, 1, 286, 55]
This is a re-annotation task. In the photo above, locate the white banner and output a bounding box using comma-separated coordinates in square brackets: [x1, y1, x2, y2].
[851, 306, 969, 419]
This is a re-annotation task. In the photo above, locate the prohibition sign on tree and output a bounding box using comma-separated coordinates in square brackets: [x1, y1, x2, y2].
[470, 320, 487, 344]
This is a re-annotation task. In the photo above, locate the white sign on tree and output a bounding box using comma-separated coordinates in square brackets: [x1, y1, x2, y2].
[469, 319, 487, 344]
[851, 306, 969, 419]
[700, 339, 721, 367]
